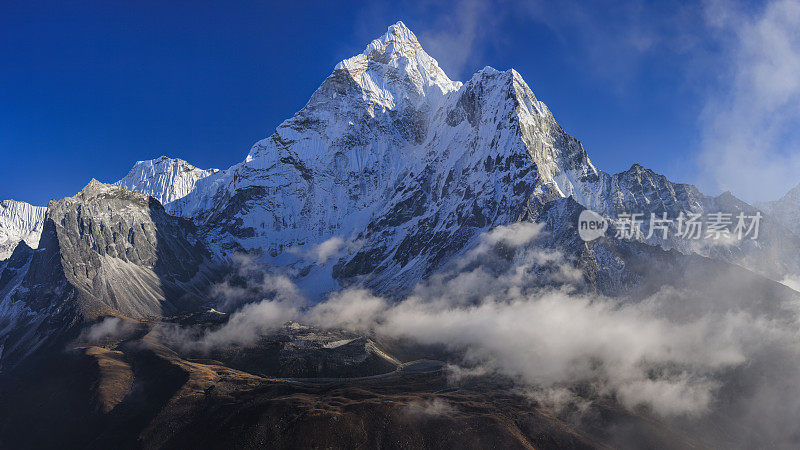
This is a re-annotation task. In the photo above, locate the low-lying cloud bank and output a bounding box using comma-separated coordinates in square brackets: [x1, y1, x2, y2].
[158, 223, 800, 445]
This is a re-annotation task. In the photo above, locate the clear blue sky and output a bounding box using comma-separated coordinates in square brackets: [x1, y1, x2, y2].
[2, 0, 798, 205]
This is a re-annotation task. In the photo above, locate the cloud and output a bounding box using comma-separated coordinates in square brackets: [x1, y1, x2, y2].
[80, 317, 136, 344]
[414, 0, 498, 80]
[459, 221, 546, 267]
[297, 263, 800, 444]
[288, 236, 348, 265]
[697, 0, 800, 202]
[349, 0, 502, 81]
[154, 222, 800, 444]
[210, 253, 303, 312]
[780, 274, 800, 291]
[313, 237, 346, 265]
[444, 363, 493, 384]
[478, 221, 544, 248]
[513, 0, 706, 86]
[531, 386, 593, 415]
[197, 289, 301, 349]
[172, 224, 750, 418]
[403, 398, 456, 417]
[161, 256, 306, 351]
[370, 290, 749, 417]
[305, 288, 387, 332]
[407, 0, 700, 85]
[617, 373, 719, 417]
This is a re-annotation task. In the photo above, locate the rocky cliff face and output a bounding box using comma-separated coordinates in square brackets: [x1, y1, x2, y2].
[0, 200, 46, 260]
[0, 180, 213, 369]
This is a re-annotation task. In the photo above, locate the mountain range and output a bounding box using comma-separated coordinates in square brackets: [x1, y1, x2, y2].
[1, 22, 799, 448]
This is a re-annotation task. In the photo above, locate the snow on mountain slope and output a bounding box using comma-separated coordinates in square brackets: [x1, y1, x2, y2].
[756, 182, 800, 236]
[114, 156, 218, 212]
[171, 23, 593, 261]
[171, 21, 464, 222]
[165, 21, 800, 291]
[0, 200, 46, 260]
[3, 20, 800, 371]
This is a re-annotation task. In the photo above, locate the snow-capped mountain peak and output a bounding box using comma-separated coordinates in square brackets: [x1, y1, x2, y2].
[160, 21, 800, 292]
[114, 156, 218, 210]
[169, 24, 602, 259]
[163, 23, 610, 291]
[0, 199, 46, 260]
[333, 21, 461, 107]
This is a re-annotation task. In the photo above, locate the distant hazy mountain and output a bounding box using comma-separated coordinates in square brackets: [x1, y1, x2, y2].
[757, 182, 800, 236]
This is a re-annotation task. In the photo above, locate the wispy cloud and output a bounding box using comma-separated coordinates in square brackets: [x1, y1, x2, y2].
[517, 0, 702, 83]
[161, 255, 305, 351]
[351, 0, 502, 81]
[79, 317, 136, 344]
[355, 0, 800, 203]
[413, 0, 498, 80]
[403, 398, 456, 417]
[287, 236, 350, 265]
[697, 0, 800, 201]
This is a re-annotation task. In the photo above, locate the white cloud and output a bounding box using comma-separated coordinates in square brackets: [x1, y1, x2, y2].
[414, 0, 496, 80]
[163, 259, 306, 351]
[288, 236, 348, 265]
[403, 398, 456, 417]
[459, 221, 545, 267]
[305, 288, 387, 332]
[154, 223, 800, 443]
[369, 290, 749, 417]
[780, 274, 800, 291]
[480, 221, 544, 248]
[698, 0, 800, 202]
[81, 317, 136, 344]
[514, 0, 705, 86]
[313, 236, 346, 265]
[197, 292, 300, 349]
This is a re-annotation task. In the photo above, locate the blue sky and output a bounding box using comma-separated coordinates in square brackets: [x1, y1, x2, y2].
[2, 0, 799, 205]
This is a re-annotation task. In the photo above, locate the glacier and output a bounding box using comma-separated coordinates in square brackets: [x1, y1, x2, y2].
[0, 200, 46, 260]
